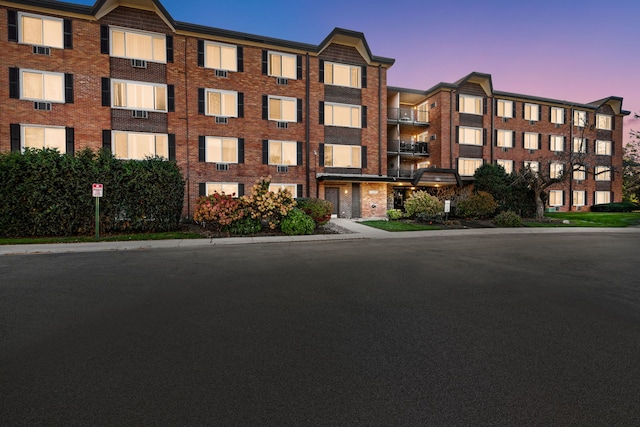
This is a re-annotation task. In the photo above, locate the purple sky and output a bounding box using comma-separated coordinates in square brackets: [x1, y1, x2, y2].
[74, 0, 640, 144]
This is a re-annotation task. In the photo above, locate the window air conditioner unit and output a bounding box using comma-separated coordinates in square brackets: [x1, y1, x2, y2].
[555, 123, 561, 128]
[576, 206, 582, 211]
[216, 163, 229, 171]
[502, 147, 508, 152]
[529, 149, 536, 154]
[276, 77, 288, 85]
[215, 116, 229, 124]
[529, 120, 536, 125]
[277, 121, 288, 129]
[215, 69, 228, 78]
[34, 102, 51, 111]
[430, 135, 437, 141]
[33, 46, 50, 55]
[277, 165, 289, 173]
[131, 59, 147, 68]
[502, 117, 509, 122]
[132, 110, 149, 119]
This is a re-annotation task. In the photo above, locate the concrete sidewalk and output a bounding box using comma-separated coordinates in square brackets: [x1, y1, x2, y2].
[1, 218, 639, 256]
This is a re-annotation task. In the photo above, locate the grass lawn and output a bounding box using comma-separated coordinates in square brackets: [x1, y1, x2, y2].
[0, 231, 204, 245]
[358, 220, 443, 232]
[525, 212, 640, 228]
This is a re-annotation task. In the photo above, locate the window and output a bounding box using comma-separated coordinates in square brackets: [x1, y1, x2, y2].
[269, 140, 297, 165]
[111, 27, 166, 63]
[458, 158, 483, 176]
[324, 103, 361, 128]
[324, 62, 360, 88]
[550, 135, 564, 152]
[524, 161, 539, 173]
[572, 137, 586, 153]
[205, 182, 239, 196]
[595, 140, 612, 156]
[269, 183, 297, 195]
[496, 130, 513, 148]
[524, 103, 539, 121]
[496, 159, 513, 174]
[573, 191, 585, 207]
[459, 126, 483, 146]
[205, 41, 237, 71]
[497, 99, 513, 118]
[269, 96, 297, 122]
[112, 131, 168, 159]
[573, 165, 586, 180]
[205, 89, 237, 117]
[21, 70, 64, 102]
[550, 107, 565, 124]
[595, 166, 611, 181]
[268, 51, 296, 79]
[204, 137, 238, 163]
[524, 132, 539, 150]
[549, 190, 563, 207]
[596, 114, 612, 130]
[112, 80, 167, 112]
[19, 12, 63, 49]
[459, 94, 482, 115]
[416, 131, 429, 143]
[21, 125, 66, 152]
[416, 102, 429, 122]
[324, 144, 362, 168]
[573, 110, 587, 127]
[550, 162, 564, 179]
[595, 191, 610, 205]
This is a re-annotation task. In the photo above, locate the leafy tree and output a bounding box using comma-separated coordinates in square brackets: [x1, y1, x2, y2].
[623, 114, 640, 202]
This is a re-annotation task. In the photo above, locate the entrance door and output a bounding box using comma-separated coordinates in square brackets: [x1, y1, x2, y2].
[325, 187, 339, 216]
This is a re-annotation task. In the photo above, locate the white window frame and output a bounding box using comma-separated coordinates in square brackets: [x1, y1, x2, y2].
[324, 144, 362, 168]
[112, 131, 168, 160]
[458, 158, 483, 176]
[496, 159, 513, 174]
[268, 51, 296, 79]
[595, 140, 612, 156]
[573, 165, 586, 181]
[550, 162, 564, 179]
[496, 99, 513, 118]
[18, 12, 63, 49]
[496, 130, 513, 148]
[524, 103, 539, 121]
[21, 124, 66, 153]
[110, 26, 166, 63]
[573, 110, 587, 127]
[572, 137, 586, 154]
[324, 62, 361, 88]
[595, 191, 611, 205]
[595, 166, 611, 181]
[524, 132, 539, 150]
[111, 79, 167, 112]
[205, 89, 238, 118]
[268, 140, 297, 166]
[596, 114, 612, 130]
[204, 41, 237, 71]
[550, 135, 564, 152]
[549, 190, 563, 207]
[459, 126, 483, 146]
[268, 96, 297, 122]
[459, 94, 482, 115]
[550, 107, 565, 124]
[205, 182, 240, 196]
[204, 137, 238, 164]
[324, 102, 361, 128]
[269, 183, 297, 196]
[20, 69, 65, 103]
[573, 190, 586, 207]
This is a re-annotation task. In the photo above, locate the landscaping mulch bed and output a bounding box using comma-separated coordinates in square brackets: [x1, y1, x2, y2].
[179, 221, 351, 239]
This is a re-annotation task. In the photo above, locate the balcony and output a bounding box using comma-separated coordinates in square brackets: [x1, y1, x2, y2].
[388, 168, 415, 178]
[388, 108, 429, 125]
[388, 140, 429, 156]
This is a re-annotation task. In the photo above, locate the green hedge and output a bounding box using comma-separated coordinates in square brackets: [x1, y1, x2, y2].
[590, 202, 640, 212]
[0, 149, 184, 237]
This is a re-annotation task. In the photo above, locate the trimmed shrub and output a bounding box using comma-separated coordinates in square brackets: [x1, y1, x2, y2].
[456, 191, 497, 219]
[226, 216, 262, 235]
[591, 202, 640, 212]
[404, 191, 444, 218]
[296, 197, 332, 226]
[493, 210, 522, 227]
[387, 209, 404, 220]
[280, 208, 315, 235]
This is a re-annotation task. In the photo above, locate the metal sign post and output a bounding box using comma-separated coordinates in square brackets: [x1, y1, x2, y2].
[92, 184, 103, 239]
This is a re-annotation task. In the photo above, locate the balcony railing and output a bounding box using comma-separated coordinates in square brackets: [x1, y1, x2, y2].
[388, 140, 429, 155]
[387, 168, 417, 178]
[388, 108, 429, 125]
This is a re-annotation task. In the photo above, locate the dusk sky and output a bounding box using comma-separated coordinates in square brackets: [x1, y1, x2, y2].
[75, 0, 639, 144]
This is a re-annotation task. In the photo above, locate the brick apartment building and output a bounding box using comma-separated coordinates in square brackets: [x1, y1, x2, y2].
[0, 0, 629, 219]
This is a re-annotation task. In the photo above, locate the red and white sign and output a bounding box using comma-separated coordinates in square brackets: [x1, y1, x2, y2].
[92, 183, 104, 198]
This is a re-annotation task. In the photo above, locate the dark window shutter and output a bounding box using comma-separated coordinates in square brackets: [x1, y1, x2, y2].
[102, 130, 111, 152]
[512, 131, 516, 146]
[512, 102, 516, 118]
[319, 60, 324, 83]
[612, 141, 616, 156]
[538, 133, 542, 150]
[297, 99, 303, 123]
[237, 47, 243, 72]
[168, 134, 176, 160]
[261, 50, 268, 75]
[319, 101, 325, 124]
[456, 94, 460, 112]
[297, 184, 303, 198]
[100, 25, 109, 54]
[522, 103, 526, 119]
[548, 106, 552, 122]
[63, 19, 72, 49]
[361, 146, 367, 169]
[548, 134, 552, 150]
[483, 98, 487, 115]
[296, 141, 303, 166]
[101, 78, 110, 106]
[9, 67, 19, 99]
[199, 183, 206, 197]
[494, 129, 497, 146]
[296, 55, 302, 80]
[563, 109, 567, 124]
[483, 128, 487, 145]
[166, 35, 173, 63]
[522, 132, 525, 148]
[585, 138, 589, 153]
[361, 106, 367, 128]
[262, 140, 269, 164]
[198, 88, 205, 114]
[455, 126, 459, 144]
[198, 136, 205, 162]
[238, 183, 245, 197]
[197, 40, 204, 67]
[238, 92, 244, 118]
[10, 124, 20, 152]
[65, 127, 74, 155]
[167, 85, 175, 112]
[319, 144, 325, 166]
[611, 115, 616, 130]
[8, 10, 17, 42]
[361, 66, 367, 89]
[563, 136, 566, 150]
[262, 95, 268, 120]
[238, 138, 244, 163]
[65, 74, 74, 104]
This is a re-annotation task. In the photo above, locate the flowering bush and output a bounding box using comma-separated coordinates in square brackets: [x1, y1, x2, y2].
[404, 191, 444, 218]
[241, 176, 296, 229]
[193, 192, 244, 230]
[295, 197, 332, 227]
